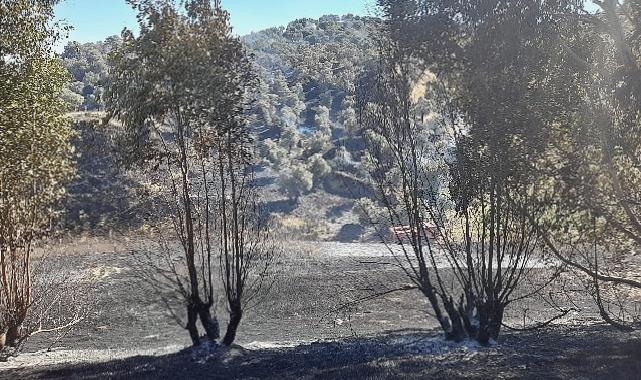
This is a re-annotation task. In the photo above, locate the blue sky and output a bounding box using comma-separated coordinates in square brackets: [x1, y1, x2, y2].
[54, 0, 373, 46]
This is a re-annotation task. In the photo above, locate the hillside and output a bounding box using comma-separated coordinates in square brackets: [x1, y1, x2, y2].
[60, 15, 382, 240]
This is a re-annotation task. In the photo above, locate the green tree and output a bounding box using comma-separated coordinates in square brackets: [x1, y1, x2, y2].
[61, 88, 84, 111]
[338, 105, 358, 136]
[261, 138, 290, 167]
[278, 164, 313, 201]
[107, 0, 271, 347]
[60, 36, 120, 110]
[244, 14, 381, 195]
[0, 0, 76, 350]
[524, 0, 641, 327]
[308, 153, 331, 184]
[314, 105, 332, 136]
[358, 0, 585, 344]
[376, 0, 641, 331]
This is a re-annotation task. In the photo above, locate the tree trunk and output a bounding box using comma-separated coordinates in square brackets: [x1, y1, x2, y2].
[5, 324, 22, 348]
[198, 304, 220, 341]
[441, 299, 466, 342]
[222, 306, 242, 346]
[186, 303, 200, 346]
[488, 304, 504, 341]
[475, 302, 504, 345]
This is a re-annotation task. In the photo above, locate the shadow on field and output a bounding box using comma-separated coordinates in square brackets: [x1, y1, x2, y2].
[65, 119, 149, 232]
[5, 325, 641, 380]
[262, 199, 297, 214]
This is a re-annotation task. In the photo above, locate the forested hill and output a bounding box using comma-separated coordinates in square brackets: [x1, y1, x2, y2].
[242, 14, 380, 198]
[61, 14, 381, 201]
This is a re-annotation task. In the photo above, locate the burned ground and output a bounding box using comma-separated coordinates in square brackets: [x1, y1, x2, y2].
[0, 238, 637, 379]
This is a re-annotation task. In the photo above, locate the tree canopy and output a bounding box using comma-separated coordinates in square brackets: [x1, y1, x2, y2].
[0, 0, 76, 349]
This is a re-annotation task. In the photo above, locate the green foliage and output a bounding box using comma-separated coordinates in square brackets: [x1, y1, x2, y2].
[353, 197, 387, 227]
[308, 153, 331, 183]
[60, 13, 380, 197]
[245, 14, 380, 195]
[60, 88, 84, 111]
[261, 138, 290, 167]
[535, 1, 641, 250]
[279, 124, 301, 154]
[0, 0, 75, 348]
[0, 0, 75, 246]
[60, 37, 120, 111]
[278, 164, 313, 199]
[374, 0, 641, 330]
[383, 0, 641, 251]
[107, 0, 261, 347]
[314, 105, 332, 136]
[338, 104, 358, 136]
[106, 0, 254, 167]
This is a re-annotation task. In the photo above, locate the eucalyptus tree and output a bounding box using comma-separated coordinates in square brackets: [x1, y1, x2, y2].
[359, 0, 595, 343]
[374, 0, 641, 328]
[0, 0, 78, 350]
[107, 0, 274, 346]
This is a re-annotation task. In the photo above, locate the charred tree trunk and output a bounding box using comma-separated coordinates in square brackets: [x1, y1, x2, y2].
[473, 301, 504, 345]
[0, 326, 20, 350]
[186, 302, 200, 346]
[198, 303, 220, 341]
[441, 297, 467, 342]
[5, 325, 21, 347]
[487, 303, 504, 341]
[222, 304, 243, 346]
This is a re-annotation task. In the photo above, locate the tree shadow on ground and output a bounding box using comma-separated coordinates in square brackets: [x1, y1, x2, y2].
[5, 324, 641, 380]
[262, 199, 297, 214]
[64, 120, 150, 232]
[334, 224, 365, 242]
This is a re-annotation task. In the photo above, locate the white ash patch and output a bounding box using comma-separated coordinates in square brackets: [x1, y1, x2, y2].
[0, 345, 182, 369]
[389, 335, 487, 355]
[242, 340, 304, 350]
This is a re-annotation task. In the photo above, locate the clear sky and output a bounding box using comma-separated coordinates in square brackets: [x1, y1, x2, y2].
[54, 0, 373, 46]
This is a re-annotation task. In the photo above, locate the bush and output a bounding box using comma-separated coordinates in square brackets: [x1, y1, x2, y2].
[278, 164, 313, 200]
[261, 138, 290, 167]
[61, 88, 84, 111]
[308, 153, 331, 184]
